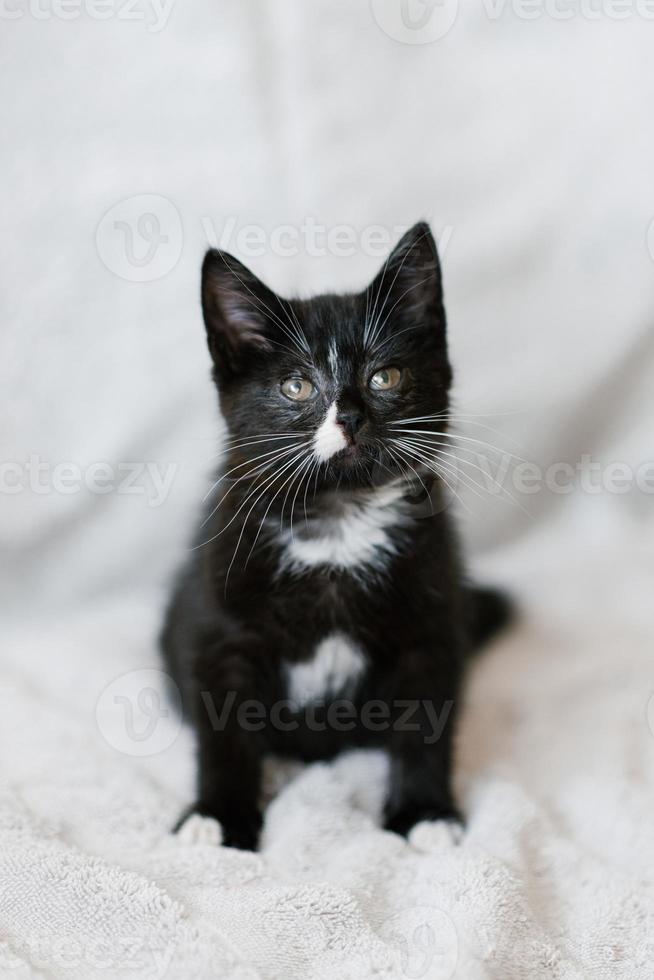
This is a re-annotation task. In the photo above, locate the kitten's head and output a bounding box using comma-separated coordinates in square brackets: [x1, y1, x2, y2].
[201, 222, 451, 492]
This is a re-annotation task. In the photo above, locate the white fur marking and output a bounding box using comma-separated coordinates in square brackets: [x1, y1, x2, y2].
[280, 484, 408, 573]
[313, 402, 347, 463]
[286, 633, 367, 706]
[328, 341, 339, 378]
[177, 813, 223, 846]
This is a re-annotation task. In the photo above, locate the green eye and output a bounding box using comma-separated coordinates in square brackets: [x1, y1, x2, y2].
[370, 366, 402, 391]
[281, 377, 315, 402]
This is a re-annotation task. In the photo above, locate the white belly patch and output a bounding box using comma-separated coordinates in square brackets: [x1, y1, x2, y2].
[286, 633, 367, 707]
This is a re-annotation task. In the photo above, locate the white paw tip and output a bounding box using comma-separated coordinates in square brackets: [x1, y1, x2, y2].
[177, 813, 223, 846]
[409, 819, 464, 852]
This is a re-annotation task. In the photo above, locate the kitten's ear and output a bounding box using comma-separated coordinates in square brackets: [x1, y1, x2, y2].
[201, 249, 277, 377]
[367, 221, 444, 338]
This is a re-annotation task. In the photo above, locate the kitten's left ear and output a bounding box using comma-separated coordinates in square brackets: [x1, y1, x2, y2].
[201, 249, 280, 378]
[367, 221, 445, 338]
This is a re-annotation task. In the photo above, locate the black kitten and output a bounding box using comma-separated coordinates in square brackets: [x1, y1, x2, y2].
[161, 222, 511, 850]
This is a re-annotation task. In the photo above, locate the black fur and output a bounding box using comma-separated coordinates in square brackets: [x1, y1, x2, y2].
[161, 222, 511, 850]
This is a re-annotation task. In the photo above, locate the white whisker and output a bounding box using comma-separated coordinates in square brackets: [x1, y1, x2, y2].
[240, 448, 313, 572]
[195, 443, 309, 547]
[390, 428, 527, 464]
[221, 447, 311, 588]
[384, 442, 430, 504]
[392, 439, 481, 507]
[364, 225, 432, 349]
[220, 254, 310, 357]
[390, 412, 525, 448]
[390, 440, 471, 514]
[392, 436, 529, 515]
[367, 273, 435, 353]
[203, 441, 305, 503]
[201, 442, 304, 526]
[287, 453, 317, 542]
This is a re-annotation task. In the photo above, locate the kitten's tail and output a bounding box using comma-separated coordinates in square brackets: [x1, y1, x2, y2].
[467, 584, 514, 650]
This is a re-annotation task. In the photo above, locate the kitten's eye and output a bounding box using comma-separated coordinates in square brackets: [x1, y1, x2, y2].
[369, 366, 402, 391]
[281, 377, 315, 402]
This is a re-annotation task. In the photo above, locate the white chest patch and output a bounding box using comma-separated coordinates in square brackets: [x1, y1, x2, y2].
[313, 402, 347, 463]
[286, 633, 367, 706]
[279, 483, 409, 574]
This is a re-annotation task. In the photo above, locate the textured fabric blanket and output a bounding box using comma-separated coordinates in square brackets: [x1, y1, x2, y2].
[2, 534, 654, 978]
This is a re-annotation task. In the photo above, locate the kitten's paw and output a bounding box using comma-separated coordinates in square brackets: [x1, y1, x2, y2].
[174, 802, 262, 851]
[409, 815, 464, 852]
[384, 801, 463, 840]
[176, 811, 223, 846]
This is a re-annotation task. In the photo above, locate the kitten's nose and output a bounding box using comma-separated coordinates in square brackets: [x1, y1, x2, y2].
[337, 409, 364, 442]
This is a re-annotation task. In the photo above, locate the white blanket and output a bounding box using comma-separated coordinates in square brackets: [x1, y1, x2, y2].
[2, 1, 654, 977]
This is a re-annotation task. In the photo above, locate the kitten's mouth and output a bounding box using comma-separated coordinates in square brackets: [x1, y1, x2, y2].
[332, 441, 371, 465]
[338, 444, 360, 460]
[328, 442, 380, 479]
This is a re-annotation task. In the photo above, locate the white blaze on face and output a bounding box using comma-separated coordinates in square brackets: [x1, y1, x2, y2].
[313, 401, 347, 462]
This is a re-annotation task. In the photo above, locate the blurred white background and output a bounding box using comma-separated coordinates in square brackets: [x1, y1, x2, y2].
[2, 3, 654, 977]
[3, 0, 654, 618]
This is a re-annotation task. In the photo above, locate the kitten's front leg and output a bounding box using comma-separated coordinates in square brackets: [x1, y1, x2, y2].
[383, 653, 462, 837]
[177, 638, 268, 851]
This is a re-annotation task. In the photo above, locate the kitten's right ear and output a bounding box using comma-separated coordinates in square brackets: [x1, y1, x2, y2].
[201, 250, 276, 377]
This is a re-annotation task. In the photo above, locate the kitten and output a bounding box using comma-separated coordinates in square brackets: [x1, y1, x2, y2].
[161, 222, 511, 850]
